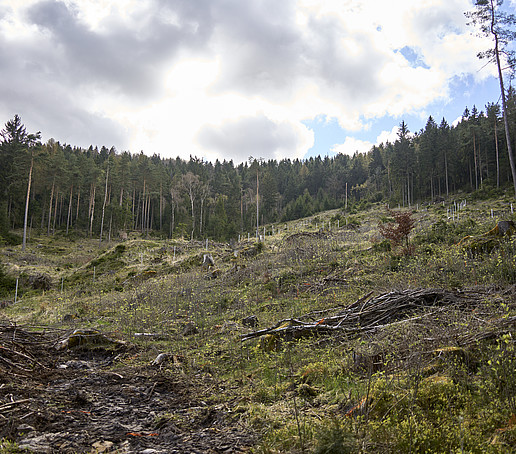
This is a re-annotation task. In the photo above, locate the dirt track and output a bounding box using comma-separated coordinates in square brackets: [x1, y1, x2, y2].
[0, 323, 255, 453]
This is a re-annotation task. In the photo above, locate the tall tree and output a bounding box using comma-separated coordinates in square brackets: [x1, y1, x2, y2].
[182, 172, 200, 240]
[0, 115, 40, 239]
[467, 0, 516, 195]
[486, 102, 502, 187]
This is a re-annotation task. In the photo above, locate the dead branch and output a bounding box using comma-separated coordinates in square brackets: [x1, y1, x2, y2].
[241, 288, 481, 343]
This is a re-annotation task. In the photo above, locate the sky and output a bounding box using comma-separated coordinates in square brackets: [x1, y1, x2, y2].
[0, 0, 514, 164]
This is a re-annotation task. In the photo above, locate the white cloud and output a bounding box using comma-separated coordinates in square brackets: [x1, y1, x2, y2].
[0, 0, 498, 162]
[332, 125, 401, 157]
[331, 137, 373, 156]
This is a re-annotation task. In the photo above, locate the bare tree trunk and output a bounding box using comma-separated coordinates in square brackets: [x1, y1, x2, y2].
[159, 183, 163, 232]
[22, 156, 33, 251]
[141, 180, 146, 233]
[75, 187, 80, 230]
[99, 166, 109, 247]
[149, 197, 153, 232]
[58, 192, 63, 227]
[473, 132, 478, 190]
[444, 150, 449, 196]
[146, 193, 151, 236]
[256, 168, 259, 239]
[494, 116, 500, 188]
[89, 183, 96, 237]
[134, 191, 140, 231]
[190, 194, 195, 241]
[52, 191, 59, 234]
[495, 55, 516, 194]
[47, 179, 55, 236]
[131, 187, 136, 228]
[66, 185, 73, 235]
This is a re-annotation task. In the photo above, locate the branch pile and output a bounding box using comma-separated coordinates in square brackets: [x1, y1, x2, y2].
[241, 288, 487, 343]
[0, 322, 63, 375]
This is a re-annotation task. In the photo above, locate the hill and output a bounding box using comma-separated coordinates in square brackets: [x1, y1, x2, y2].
[1, 196, 516, 453]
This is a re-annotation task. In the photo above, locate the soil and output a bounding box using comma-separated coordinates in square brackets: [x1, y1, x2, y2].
[0, 324, 256, 453]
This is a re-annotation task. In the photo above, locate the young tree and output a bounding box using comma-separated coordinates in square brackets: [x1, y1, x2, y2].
[379, 208, 416, 252]
[467, 0, 516, 195]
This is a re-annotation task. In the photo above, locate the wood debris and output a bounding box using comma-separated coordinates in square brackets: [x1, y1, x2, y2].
[241, 288, 484, 343]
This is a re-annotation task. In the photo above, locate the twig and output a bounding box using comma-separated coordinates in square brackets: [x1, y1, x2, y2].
[0, 399, 31, 412]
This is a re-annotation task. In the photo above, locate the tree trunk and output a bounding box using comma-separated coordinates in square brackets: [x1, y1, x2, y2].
[99, 166, 109, 246]
[141, 180, 146, 233]
[473, 132, 478, 190]
[52, 191, 59, 234]
[22, 156, 33, 251]
[444, 150, 449, 196]
[47, 179, 55, 236]
[89, 183, 96, 237]
[159, 183, 163, 232]
[490, 0, 516, 196]
[495, 116, 500, 188]
[66, 185, 73, 235]
[75, 187, 80, 230]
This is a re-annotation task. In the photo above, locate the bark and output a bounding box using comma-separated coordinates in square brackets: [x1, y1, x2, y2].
[490, 0, 516, 196]
[473, 132, 478, 190]
[47, 179, 55, 236]
[52, 191, 59, 234]
[99, 166, 109, 246]
[75, 187, 80, 230]
[495, 116, 500, 187]
[66, 185, 73, 235]
[89, 183, 96, 237]
[22, 156, 33, 251]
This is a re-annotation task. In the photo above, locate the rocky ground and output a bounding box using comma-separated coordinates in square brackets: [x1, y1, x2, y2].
[0, 323, 255, 453]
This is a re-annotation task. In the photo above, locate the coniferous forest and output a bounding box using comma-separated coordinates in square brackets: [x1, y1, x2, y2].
[1, 88, 516, 245]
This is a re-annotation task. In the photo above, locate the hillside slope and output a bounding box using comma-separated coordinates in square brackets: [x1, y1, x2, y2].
[1, 197, 516, 453]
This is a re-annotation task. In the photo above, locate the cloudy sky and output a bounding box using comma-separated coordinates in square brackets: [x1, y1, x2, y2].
[0, 0, 512, 163]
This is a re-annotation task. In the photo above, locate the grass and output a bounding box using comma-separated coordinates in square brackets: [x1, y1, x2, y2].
[1, 196, 516, 452]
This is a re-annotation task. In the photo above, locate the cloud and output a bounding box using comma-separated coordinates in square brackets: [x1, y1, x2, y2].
[331, 137, 373, 157]
[0, 0, 499, 162]
[197, 115, 313, 163]
[332, 125, 401, 156]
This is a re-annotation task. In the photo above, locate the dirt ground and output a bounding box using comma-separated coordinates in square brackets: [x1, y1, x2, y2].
[0, 323, 255, 453]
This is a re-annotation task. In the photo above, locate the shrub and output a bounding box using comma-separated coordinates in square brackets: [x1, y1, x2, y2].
[378, 208, 415, 252]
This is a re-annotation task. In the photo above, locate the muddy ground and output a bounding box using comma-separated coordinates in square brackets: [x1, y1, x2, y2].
[0, 323, 255, 453]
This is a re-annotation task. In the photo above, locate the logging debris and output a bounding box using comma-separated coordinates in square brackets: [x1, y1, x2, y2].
[241, 288, 503, 344]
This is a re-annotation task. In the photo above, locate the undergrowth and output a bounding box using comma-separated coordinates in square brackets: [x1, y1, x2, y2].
[1, 198, 516, 452]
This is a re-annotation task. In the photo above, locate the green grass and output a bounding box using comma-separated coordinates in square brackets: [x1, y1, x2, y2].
[1, 196, 516, 452]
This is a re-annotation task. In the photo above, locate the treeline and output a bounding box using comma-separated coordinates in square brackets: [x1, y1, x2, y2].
[1, 89, 516, 243]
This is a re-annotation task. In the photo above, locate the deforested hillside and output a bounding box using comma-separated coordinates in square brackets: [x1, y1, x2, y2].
[1, 196, 516, 453]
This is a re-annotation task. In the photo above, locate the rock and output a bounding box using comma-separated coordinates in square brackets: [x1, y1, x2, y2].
[242, 315, 258, 328]
[91, 440, 114, 453]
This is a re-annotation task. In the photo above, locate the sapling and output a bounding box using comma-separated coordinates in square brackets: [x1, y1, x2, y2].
[378, 208, 416, 253]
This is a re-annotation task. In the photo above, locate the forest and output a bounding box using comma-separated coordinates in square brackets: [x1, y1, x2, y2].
[1, 87, 516, 245]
